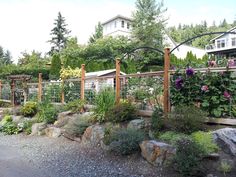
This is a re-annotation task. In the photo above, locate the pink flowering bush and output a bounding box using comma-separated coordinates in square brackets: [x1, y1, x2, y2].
[171, 68, 236, 117]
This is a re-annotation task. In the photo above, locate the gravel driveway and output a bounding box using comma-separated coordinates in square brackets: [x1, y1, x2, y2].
[0, 134, 175, 177]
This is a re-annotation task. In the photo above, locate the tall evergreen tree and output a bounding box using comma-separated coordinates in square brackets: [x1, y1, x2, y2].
[0, 46, 12, 65]
[3, 50, 12, 65]
[0, 46, 4, 58]
[89, 22, 103, 43]
[48, 12, 71, 55]
[131, 0, 167, 71]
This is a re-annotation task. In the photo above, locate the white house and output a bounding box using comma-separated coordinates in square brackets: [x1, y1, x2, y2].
[102, 15, 206, 59]
[102, 15, 132, 38]
[205, 26, 236, 58]
[163, 33, 206, 59]
[85, 69, 126, 92]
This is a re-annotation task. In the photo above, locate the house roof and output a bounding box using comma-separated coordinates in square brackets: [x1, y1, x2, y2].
[85, 69, 126, 78]
[210, 26, 236, 42]
[102, 15, 133, 26]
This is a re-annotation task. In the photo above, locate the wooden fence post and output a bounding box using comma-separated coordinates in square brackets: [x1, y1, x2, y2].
[115, 58, 121, 104]
[61, 79, 65, 104]
[11, 80, 15, 107]
[38, 73, 42, 102]
[164, 48, 170, 115]
[0, 80, 2, 99]
[80, 64, 85, 101]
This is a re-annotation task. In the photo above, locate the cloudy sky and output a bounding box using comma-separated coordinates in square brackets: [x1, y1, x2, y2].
[0, 0, 235, 62]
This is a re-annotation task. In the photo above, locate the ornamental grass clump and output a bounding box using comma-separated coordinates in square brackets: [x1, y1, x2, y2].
[93, 87, 115, 123]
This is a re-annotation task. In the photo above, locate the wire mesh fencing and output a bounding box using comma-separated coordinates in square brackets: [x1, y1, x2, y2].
[120, 72, 164, 111]
[1, 84, 11, 101]
[64, 79, 81, 103]
[42, 81, 62, 103]
[27, 83, 38, 102]
[85, 77, 115, 104]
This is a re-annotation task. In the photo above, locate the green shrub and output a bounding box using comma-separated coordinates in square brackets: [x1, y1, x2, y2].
[93, 87, 115, 123]
[17, 120, 33, 135]
[159, 131, 189, 145]
[106, 101, 136, 123]
[191, 131, 218, 154]
[64, 99, 85, 113]
[36, 102, 57, 124]
[174, 137, 205, 177]
[151, 106, 164, 131]
[0, 115, 13, 126]
[64, 115, 91, 137]
[168, 105, 206, 134]
[1, 122, 19, 135]
[105, 128, 145, 155]
[20, 101, 38, 117]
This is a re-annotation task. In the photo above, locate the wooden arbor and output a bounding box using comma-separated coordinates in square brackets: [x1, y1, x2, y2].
[8, 75, 32, 106]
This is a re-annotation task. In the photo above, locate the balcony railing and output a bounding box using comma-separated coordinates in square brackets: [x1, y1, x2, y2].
[206, 42, 236, 52]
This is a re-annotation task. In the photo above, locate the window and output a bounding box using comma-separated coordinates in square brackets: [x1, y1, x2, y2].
[216, 39, 226, 48]
[121, 20, 124, 28]
[127, 23, 130, 29]
[114, 21, 117, 28]
[232, 38, 236, 46]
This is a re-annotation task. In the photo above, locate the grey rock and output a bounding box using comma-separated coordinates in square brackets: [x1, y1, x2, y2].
[204, 153, 220, 161]
[139, 140, 176, 166]
[128, 119, 145, 130]
[82, 125, 105, 146]
[206, 174, 215, 177]
[12, 115, 24, 124]
[212, 128, 236, 156]
[31, 122, 47, 135]
[45, 127, 62, 138]
[57, 110, 73, 119]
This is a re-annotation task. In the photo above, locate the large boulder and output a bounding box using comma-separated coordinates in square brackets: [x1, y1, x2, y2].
[54, 111, 75, 128]
[212, 128, 236, 156]
[31, 122, 47, 135]
[128, 119, 145, 130]
[45, 127, 62, 138]
[82, 125, 105, 147]
[12, 115, 26, 124]
[140, 140, 176, 166]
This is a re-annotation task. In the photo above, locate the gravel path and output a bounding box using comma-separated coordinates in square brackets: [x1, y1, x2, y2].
[0, 134, 175, 177]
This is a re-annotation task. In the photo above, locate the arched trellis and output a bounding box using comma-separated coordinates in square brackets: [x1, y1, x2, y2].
[117, 31, 236, 114]
[116, 46, 165, 104]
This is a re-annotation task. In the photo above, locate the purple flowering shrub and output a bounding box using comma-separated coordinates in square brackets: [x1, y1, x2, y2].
[171, 69, 236, 117]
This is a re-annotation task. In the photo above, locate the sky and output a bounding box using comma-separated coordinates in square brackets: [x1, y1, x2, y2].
[0, 0, 235, 62]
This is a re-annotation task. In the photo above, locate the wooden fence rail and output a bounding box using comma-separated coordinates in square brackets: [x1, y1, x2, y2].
[2, 47, 236, 119]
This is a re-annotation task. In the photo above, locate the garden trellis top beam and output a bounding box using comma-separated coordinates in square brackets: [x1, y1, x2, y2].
[8, 75, 32, 81]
